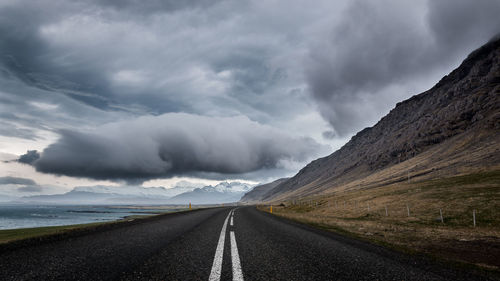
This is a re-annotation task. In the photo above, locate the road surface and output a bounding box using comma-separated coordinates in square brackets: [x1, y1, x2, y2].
[0, 206, 494, 280]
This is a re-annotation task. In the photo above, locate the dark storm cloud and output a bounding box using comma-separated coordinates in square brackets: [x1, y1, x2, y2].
[0, 176, 42, 193]
[0, 0, 315, 128]
[427, 0, 500, 48]
[4, 0, 499, 190]
[33, 113, 329, 182]
[18, 150, 40, 164]
[322, 130, 336, 140]
[0, 1, 114, 110]
[0, 176, 37, 186]
[305, 0, 500, 136]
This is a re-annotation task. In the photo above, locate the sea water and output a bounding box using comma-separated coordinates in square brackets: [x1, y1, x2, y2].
[0, 205, 170, 230]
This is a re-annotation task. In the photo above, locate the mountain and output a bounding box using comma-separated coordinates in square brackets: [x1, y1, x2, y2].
[15, 181, 253, 205]
[168, 182, 253, 204]
[17, 190, 172, 205]
[259, 36, 500, 202]
[240, 178, 288, 203]
[72, 184, 197, 198]
[15, 183, 203, 205]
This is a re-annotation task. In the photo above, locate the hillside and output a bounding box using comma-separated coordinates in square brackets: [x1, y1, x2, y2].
[239, 178, 288, 203]
[259, 36, 500, 202]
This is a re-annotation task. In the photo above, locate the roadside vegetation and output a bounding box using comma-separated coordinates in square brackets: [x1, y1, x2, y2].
[260, 170, 500, 271]
[0, 222, 110, 244]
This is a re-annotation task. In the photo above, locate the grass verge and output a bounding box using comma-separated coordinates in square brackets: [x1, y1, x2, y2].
[259, 170, 500, 274]
[0, 221, 112, 244]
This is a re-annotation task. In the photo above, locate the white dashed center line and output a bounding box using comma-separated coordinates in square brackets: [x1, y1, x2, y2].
[230, 230, 244, 281]
[208, 209, 244, 281]
[208, 210, 231, 281]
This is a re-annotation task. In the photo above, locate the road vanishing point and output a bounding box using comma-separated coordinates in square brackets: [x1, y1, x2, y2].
[0, 207, 493, 280]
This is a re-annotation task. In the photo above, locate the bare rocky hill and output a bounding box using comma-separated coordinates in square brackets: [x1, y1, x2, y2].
[240, 178, 288, 203]
[257, 36, 500, 202]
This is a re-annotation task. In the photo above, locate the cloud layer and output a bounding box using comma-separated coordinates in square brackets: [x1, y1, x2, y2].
[18, 150, 40, 164]
[0, 176, 36, 186]
[0, 176, 42, 193]
[1, 0, 499, 191]
[305, 0, 500, 136]
[2, 0, 499, 141]
[33, 113, 328, 182]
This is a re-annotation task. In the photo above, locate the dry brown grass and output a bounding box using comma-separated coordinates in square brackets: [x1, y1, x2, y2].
[260, 170, 500, 271]
[269, 130, 500, 202]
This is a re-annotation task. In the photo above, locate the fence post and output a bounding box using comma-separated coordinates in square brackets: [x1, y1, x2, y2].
[406, 204, 410, 217]
[385, 205, 388, 216]
[439, 209, 444, 223]
[473, 209, 476, 227]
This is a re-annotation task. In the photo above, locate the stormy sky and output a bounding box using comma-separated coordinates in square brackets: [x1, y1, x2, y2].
[1, 0, 499, 196]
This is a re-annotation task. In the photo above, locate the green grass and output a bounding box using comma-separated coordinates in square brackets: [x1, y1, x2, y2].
[0, 222, 108, 244]
[0, 206, 200, 245]
[0, 207, 201, 245]
[0, 212, 168, 244]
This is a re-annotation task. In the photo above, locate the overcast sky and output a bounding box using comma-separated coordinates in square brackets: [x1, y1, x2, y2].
[1, 0, 499, 196]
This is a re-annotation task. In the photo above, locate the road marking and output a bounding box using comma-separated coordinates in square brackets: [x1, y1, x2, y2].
[230, 213, 234, 226]
[230, 231, 244, 281]
[208, 210, 231, 281]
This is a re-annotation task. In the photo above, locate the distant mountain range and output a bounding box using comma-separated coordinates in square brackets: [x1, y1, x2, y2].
[168, 182, 253, 204]
[242, 36, 500, 202]
[13, 182, 253, 205]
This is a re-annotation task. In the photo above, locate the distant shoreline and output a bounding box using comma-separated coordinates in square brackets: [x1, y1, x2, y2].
[0, 207, 206, 251]
[0, 205, 187, 231]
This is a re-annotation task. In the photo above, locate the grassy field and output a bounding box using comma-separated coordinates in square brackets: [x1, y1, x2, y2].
[261, 170, 500, 271]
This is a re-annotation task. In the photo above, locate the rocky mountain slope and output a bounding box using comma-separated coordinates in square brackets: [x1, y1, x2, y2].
[239, 178, 288, 203]
[258, 36, 500, 202]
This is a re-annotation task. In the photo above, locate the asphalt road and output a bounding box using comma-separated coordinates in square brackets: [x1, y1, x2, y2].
[0, 206, 494, 280]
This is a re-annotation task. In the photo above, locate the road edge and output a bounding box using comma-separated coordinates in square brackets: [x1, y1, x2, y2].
[255, 206, 500, 281]
[0, 207, 215, 253]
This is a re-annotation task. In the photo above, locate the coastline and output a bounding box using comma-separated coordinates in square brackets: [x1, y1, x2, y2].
[0, 207, 193, 248]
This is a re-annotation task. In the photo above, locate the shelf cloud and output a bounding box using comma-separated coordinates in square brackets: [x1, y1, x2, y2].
[29, 113, 329, 182]
[1, 0, 499, 192]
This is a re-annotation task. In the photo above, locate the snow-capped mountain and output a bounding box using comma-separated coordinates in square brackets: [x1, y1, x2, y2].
[14, 181, 253, 205]
[167, 182, 254, 204]
[73, 184, 198, 198]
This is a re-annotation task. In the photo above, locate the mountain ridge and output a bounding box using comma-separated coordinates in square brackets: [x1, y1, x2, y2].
[14, 181, 252, 205]
[240, 178, 289, 203]
[256, 36, 500, 202]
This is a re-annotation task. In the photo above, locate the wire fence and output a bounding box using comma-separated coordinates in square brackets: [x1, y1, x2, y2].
[278, 199, 498, 228]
